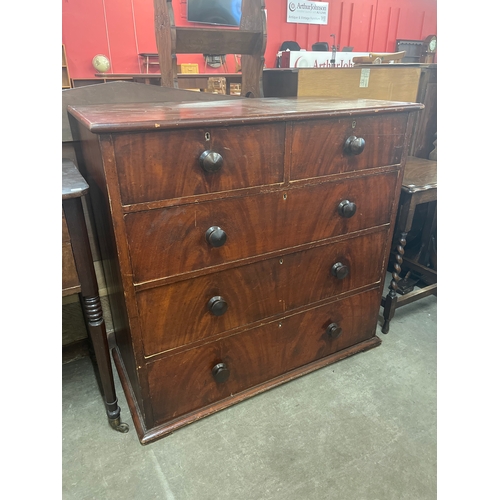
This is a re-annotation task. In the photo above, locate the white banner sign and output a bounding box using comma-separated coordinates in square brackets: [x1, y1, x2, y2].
[280, 50, 371, 68]
[287, 1, 329, 25]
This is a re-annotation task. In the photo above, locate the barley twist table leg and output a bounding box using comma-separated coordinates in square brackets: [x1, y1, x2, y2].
[382, 231, 407, 334]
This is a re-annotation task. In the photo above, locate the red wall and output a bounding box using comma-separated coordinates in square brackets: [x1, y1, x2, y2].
[62, 0, 436, 79]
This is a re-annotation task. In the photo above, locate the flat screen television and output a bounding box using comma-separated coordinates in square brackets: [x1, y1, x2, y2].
[187, 0, 242, 27]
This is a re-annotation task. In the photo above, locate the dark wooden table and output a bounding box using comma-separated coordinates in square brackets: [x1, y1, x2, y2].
[62, 158, 129, 433]
[381, 155, 437, 333]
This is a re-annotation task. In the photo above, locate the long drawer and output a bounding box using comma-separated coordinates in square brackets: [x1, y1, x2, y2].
[290, 113, 407, 180]
[137, 230, 388, 355]
[147, 288, 380, 425]
[125, 171, 399, 283]
[114, 124, 286, 205]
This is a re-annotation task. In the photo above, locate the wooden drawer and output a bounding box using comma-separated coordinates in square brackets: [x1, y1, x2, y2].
[125, 171, 398, 283]
[114, 124, 286, 205]
[290, 114, 407, 180]
[147, 288, 380, 425]
[138, 230, 388, 355]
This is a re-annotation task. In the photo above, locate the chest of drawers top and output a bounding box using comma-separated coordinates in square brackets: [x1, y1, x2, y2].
[68, 97, 422, 133]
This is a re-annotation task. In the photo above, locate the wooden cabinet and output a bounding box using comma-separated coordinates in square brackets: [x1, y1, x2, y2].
[263, 66, 422, 102]
[62, 44, 71, 89]
[68, 97, 422, 444]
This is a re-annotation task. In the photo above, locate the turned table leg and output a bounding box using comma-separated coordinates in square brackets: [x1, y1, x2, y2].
[63, 196, 129, 433]
[382, 231, 407, 334]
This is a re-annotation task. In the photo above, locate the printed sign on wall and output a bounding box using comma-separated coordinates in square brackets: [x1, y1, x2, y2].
[287, 1, 329, 25]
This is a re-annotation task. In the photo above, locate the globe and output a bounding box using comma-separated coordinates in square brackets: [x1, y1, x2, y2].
[92, 54, 110, 72]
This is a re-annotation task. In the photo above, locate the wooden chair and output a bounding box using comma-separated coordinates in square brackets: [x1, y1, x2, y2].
[353, 51, 406, 65]
[380, 64, 437, 334]
[153, 0, 267, 97]
[381, 154, 437, 334]
[312, 42, 329, 51]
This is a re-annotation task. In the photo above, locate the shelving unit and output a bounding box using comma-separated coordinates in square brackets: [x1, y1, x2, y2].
[62, 44, 72, 89]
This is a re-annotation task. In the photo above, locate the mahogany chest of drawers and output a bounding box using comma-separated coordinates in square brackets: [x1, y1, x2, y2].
[68, 97, 422, 444]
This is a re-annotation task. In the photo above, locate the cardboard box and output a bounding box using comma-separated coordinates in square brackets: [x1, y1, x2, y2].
[177, 63, 199, 74]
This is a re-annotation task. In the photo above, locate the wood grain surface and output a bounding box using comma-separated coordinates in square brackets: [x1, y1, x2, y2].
[124, 172, 398, 283]
[114, 123, 285, 204]
[147, 288, 381, 425]
[137, 230, 388, 355]
[290, 113, 407, 180]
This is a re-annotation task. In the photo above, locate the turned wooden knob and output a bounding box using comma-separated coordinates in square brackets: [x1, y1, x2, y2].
[338, 200, 357, 218]
[199, 150, 223, 172]
[206, 226, 227, 247]
[208, 296, 228, 316]
[212, 363, 230, 383]
[326, 323, 342, 339]
[344, 136, 366, 155]
[331, 262, 349, 279]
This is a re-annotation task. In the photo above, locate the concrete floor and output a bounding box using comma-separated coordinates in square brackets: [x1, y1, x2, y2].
[62, 291, 437, 500]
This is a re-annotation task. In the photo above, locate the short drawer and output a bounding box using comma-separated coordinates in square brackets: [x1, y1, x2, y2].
[125, 171, 398, 282]
[138, 230, 388, 355]
[114, 124, 285, 205]
[147, 288, 380, 425]
[290, 113, 408, 180]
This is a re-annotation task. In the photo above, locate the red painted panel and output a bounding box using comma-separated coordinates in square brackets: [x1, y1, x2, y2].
[62, 0, 109, 79]
[347, 1, 378, 51]
[265, 0, 436, 66]
[372, 0, 437, 52]
[62, 0, 436, 79]
[104, 0, 141, 73]
[133, 0, 157, 54]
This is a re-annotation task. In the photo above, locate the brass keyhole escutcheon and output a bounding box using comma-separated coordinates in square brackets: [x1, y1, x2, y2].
[352, 120, 356, 129]
[205, 132, 210, 141]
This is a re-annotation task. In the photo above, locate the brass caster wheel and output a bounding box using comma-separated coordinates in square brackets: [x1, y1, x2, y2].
[109, 417, 129, 433]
